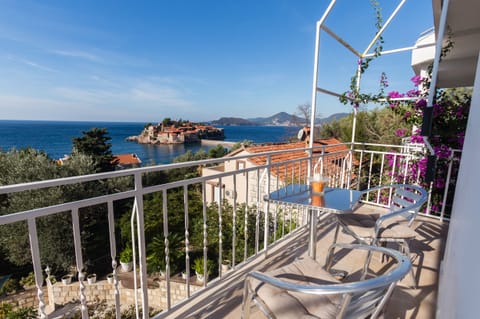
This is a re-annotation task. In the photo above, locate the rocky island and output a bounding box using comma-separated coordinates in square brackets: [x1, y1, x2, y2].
[127, 119, 225, 144]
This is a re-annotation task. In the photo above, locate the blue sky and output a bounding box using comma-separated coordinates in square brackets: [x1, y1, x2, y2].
[0, 0, 433, 123]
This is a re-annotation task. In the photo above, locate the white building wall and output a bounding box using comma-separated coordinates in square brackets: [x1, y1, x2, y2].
[437, 52, 480, 319]
[202, 151, 286, 208]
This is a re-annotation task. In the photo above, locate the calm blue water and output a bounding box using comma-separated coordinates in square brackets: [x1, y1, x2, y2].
[0, 120, 299, 164]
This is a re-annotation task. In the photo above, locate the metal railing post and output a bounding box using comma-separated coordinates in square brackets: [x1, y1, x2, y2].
[133, 173, 149, 318]
[218, 177, 223, 286]
[184, 185, 191, 297]
[107, 200, 121, 319]
[244, 171, 249, 263]
[232, 174, 237, 269]
[27, 218, 47, 319]
[263, 155, 271, 257]
[202, 181, 208, 287]
[71, 208, 88, 319]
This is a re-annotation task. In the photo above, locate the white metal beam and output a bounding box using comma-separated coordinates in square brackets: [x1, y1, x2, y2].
[362, 0, 408, 56]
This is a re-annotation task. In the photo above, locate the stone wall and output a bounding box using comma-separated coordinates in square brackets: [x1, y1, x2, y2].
[1, 277, 202, 314]
[0, 287, 48, 309]
[51, 278, 202, 311]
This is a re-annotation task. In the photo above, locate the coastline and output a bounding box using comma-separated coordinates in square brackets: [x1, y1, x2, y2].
[0, 121, 298, 164]
[200, 139, 237, 148]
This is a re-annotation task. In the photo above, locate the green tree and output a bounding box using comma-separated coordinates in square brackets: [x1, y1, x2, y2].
[0, 148, 131, 274]
[319, 108, 408, 145]
[208, 145, 228, 158]
[162, 118, 172, 126]
[72, 128, 117, 172]
[0, 148, 75, 272]
[319, 119, 344, 140]
[230, 140, 253, 152]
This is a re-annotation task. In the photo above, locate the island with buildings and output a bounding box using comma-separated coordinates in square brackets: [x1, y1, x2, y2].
[127, 119, 225, 144]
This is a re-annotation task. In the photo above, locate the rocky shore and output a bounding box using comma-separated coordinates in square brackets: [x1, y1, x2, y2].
[127, 121, 224, 145]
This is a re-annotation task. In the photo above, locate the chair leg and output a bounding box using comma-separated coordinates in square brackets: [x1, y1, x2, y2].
[379, 241, 389, 263]
[332, 220, 341, 245]
[242, 281, 252, 319]
[376, 238, 416, 288]
[401, 239, 417, 289]
[361, 248, 374, 281]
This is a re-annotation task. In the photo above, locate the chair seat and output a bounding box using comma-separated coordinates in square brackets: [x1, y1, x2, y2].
[250, 257, 341, 319]
[338, 213, 418, 239]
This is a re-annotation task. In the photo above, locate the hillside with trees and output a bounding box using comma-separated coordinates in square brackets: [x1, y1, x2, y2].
[0, 130, 237, 297]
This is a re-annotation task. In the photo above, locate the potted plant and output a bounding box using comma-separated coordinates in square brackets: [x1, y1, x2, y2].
[193, 258, 214, 283]
[19, 272, 36, 290]
[87, 274, 97, 284]
[61, 274, 73, 285]
[146, 234, 181, 277]
[221, 259, 231, 273]
[107, 273, 115, 284]
[120, 246, 133, 272]
[146, 248, 168, 277]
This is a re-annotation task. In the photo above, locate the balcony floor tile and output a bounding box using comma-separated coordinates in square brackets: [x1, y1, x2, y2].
[156, 205, 448, 319]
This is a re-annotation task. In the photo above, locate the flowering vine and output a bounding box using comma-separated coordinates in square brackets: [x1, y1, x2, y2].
[383, 74, 470, 216]
[335, 1, 467, 216]
[339, 0, 384, 108]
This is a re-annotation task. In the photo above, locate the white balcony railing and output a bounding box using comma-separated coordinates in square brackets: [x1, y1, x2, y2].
[0, 142, 459, 318]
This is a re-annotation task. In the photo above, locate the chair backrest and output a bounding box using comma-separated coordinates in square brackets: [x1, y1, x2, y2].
[388, 184, 428, 224]
[243, 243, 412, 319]
[325, 243, 412, 318]
[363, 184, 428, 225]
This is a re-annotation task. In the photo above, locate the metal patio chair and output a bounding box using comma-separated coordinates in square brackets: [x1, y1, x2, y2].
[242, 243, 412, 319]
[333, 184, 428, 287]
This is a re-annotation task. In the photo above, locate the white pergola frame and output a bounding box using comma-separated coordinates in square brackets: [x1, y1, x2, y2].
[308, 0, 446, 155]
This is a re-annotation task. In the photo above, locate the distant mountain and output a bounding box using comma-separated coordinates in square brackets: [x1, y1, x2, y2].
[317, 112, 350, 124]
[248, 112, 305, 126]
[210, 112, 349, 126]
[211, 117, 255, 126]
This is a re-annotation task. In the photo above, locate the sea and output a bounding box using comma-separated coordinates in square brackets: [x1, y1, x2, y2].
[0, 120, 300, 165]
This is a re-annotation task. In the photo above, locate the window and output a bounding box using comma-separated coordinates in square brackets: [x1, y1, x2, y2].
[237, 160, 246, 175]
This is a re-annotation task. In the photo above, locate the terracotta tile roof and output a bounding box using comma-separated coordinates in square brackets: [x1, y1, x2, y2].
[243, 138, 354, 182]
[113, 153, 142, 165]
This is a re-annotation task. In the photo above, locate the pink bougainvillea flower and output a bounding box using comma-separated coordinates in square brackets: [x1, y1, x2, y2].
[434, 177, 446, 189]
[388, 91, 405, 99]
[410, 134, 424, 143]
[415, 99, 427, 109]
[403, 111, 412, 120]
[406, 89, 420, 97]
[455, 106, 464, 118]
[395, 128, 407, 137]
[433, 104, 444, 117]
[411, 75, 422, 86]
[434, 144, 452, 159]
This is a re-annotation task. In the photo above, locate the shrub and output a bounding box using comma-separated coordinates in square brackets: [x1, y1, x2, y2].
[0, 303, 36, 319]
[119, 246, 133, 263]
[19, 272, 36, 288]
[193, 258, 214, 275]
[0, 278, 21, 295]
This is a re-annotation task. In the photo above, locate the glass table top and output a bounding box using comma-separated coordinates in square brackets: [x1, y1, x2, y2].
[268, 184, 363, 213]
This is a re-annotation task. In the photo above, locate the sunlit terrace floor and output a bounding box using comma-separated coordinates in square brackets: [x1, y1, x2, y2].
[158, 204, 448, 319]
